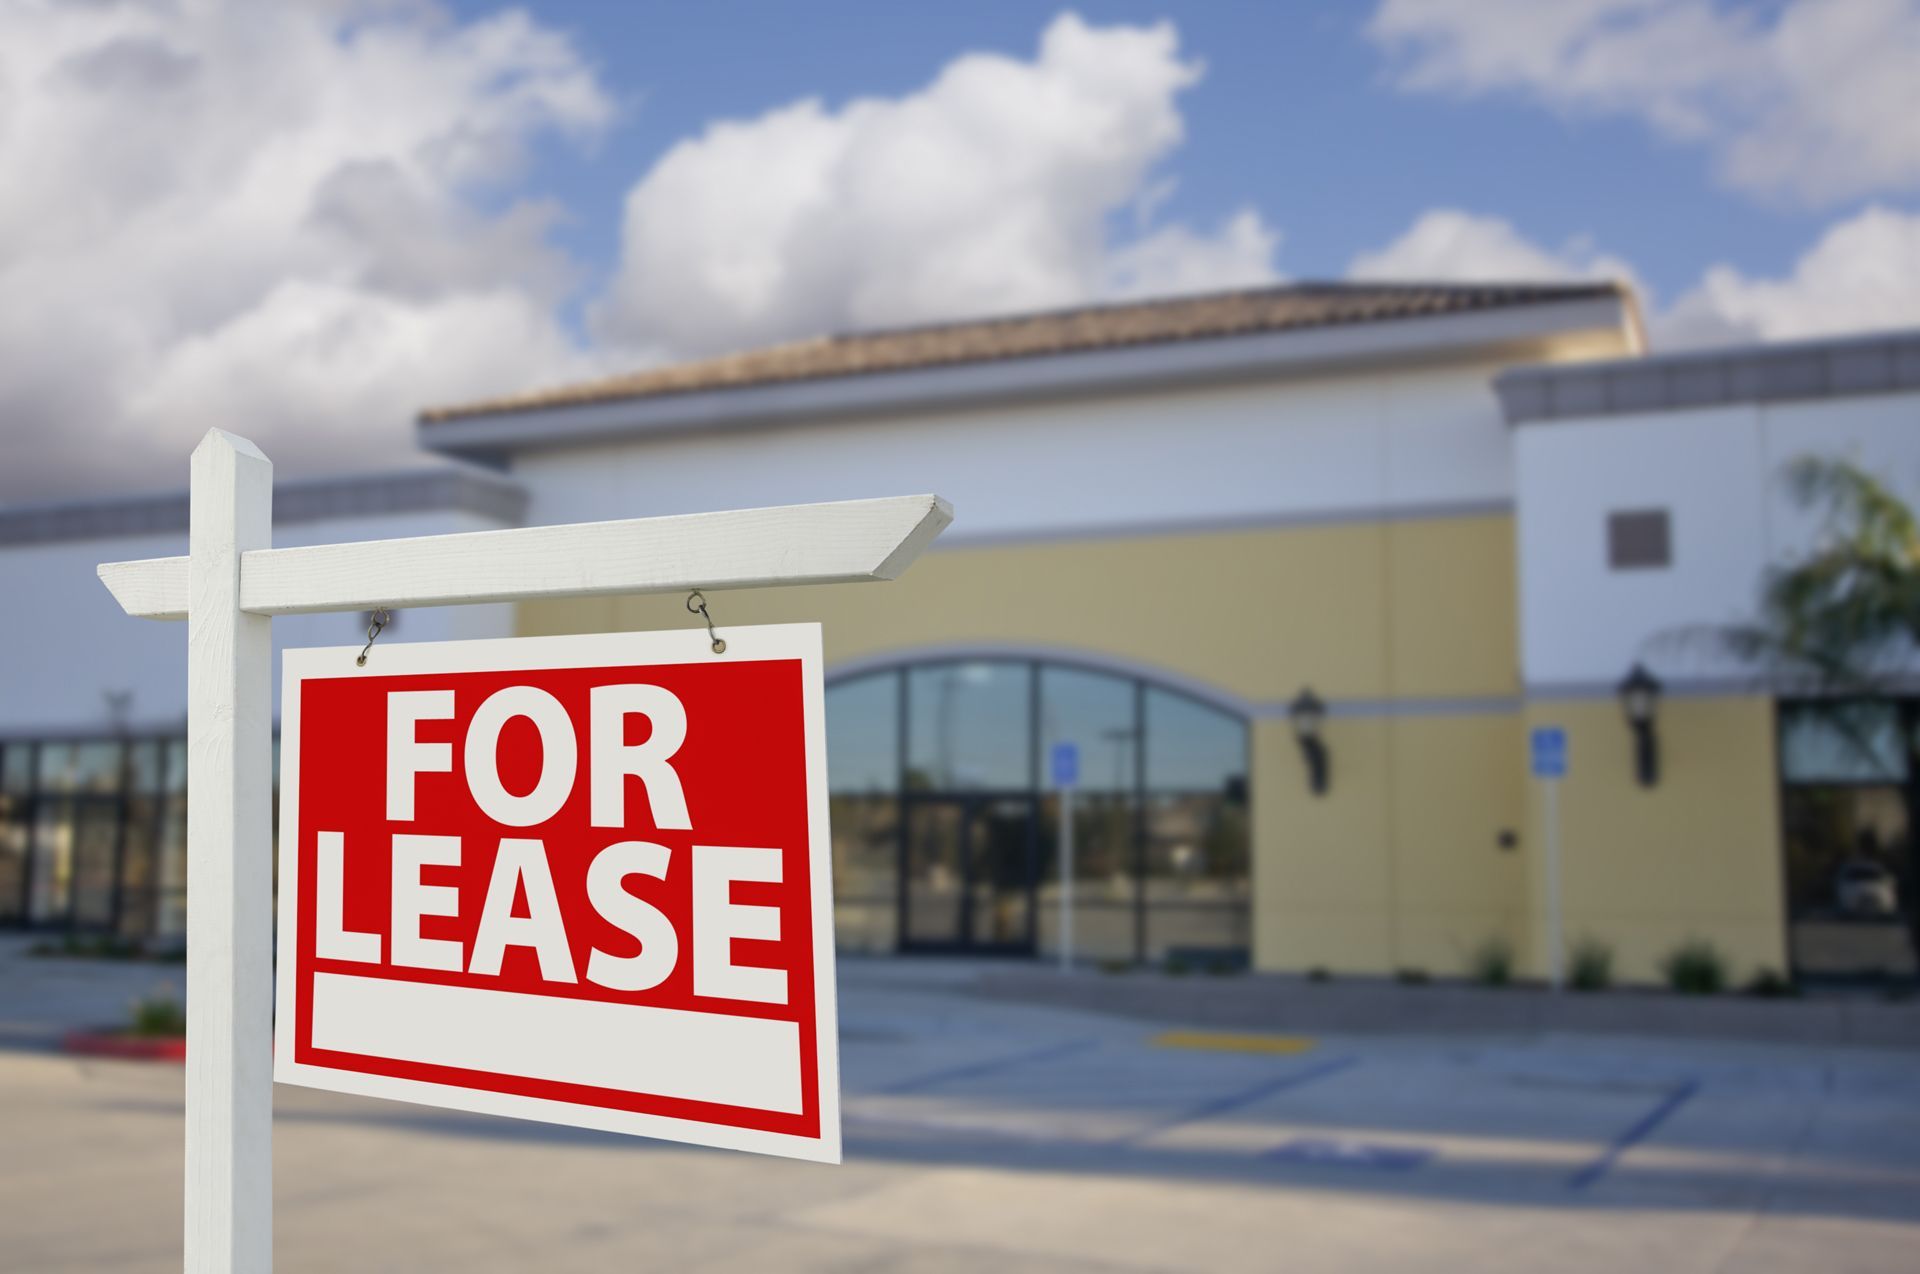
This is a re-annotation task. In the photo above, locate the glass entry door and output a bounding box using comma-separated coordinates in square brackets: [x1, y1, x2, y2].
[1779, 702, 1920, 983]
[902, 797, 1035, 954]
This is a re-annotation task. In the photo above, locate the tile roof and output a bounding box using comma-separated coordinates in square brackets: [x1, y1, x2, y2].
[421, 280, 1627, 424]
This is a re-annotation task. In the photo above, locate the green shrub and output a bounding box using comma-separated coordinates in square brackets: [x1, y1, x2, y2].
[1395, 967, 1431, 986]
[1468, 936, 1514, 987]
[1661, 938, 1727, 995]
[1164, 955, 1192, 977]
[1743, 968, 1796, 998]
[1569, 937, 1614, 992]
[128, 994, 186, 1038]
[1098, 958, 1131, 976]
[1306, 965, 1332, 983]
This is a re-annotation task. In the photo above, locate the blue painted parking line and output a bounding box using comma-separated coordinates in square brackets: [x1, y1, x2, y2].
[1567, 1079, 1700, 1190]
[878, 1037, 1100, 1095]
[1267, 1137, 1433, 1171]
[1118, 1054, 1359, 1146]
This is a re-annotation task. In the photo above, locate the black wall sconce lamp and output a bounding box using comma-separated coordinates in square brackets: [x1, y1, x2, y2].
[1288, 686, 1329, 795]
[1617, 662, 1662, 788]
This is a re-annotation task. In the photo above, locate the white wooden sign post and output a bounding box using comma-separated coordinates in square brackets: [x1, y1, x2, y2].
[98, 429, 951, 1273]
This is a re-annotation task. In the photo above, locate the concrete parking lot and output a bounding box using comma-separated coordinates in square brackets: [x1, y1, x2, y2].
[2, 950, 1918, 1272]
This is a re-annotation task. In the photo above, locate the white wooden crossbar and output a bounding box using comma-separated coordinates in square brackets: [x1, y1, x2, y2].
[99, 493, 953, 621]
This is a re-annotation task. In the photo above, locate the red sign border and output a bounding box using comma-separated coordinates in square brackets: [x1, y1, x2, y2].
[271, 623, 841, 1164]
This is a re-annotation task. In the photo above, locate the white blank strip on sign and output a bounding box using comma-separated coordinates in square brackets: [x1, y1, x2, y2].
[310, 974, 803, 1114]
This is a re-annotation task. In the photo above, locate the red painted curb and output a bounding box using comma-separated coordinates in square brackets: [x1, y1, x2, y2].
[62, 1030, 186, 1062]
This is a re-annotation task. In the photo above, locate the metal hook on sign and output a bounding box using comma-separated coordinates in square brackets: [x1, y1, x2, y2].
[686, 591, 726, 655]
[356, 608, 390, 667]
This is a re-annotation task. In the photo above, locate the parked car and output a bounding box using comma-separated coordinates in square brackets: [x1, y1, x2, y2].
[1835, 859, 1899, 917]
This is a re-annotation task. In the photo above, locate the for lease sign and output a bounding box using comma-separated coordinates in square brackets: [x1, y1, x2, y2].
[272, 624, 840, 1163]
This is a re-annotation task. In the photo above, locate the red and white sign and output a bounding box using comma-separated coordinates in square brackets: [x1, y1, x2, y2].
[272, 624, 840, 1163]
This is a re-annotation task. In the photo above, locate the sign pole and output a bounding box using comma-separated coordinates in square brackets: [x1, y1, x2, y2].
[1544, 775, 1563, 992]
[185, 430, 274, 1272]
[1059, 783, 1074, 972]
[1049, 742, 1079, 972]
[1529, 725, 1567, 993]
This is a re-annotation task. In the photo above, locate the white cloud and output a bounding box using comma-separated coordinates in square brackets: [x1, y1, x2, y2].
[1367, 0, 1920, 206]
[19, 0, 1908, 509]
[1351, 203, 1920, 350]
[0, 0, 609, 501]
[1346, 208, 1639, 289]
[1662, 205, 1920, 346]
[591, 13, 1279, 357]
[1103, 209, 1278, 300]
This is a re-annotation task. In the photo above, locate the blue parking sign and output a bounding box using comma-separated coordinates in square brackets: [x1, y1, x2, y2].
[1050, 741, 1080, 788]
[1530, 727, 1567, 779]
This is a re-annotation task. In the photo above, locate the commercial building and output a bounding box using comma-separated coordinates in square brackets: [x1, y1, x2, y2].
[5, 282, 1918, 986]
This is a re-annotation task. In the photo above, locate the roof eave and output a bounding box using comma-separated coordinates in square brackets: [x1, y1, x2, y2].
[419, 294, 1633, 462]
[0, 464, 528, 549]
[1497, 325, 1920, 425]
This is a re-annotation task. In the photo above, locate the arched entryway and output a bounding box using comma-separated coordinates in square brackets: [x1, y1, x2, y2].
[826, 654, 1249, 964]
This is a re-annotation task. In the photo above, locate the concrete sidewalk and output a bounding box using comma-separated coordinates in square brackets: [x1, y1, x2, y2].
[5, 960, 1920, 1272]
[5, 946, 1920, 1271]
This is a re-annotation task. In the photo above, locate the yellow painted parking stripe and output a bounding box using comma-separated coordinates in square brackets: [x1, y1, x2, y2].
[1152, 1030, 1316, 1055]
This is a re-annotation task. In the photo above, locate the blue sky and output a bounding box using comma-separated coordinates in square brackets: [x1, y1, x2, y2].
[4, 0, 1917, 498]
[454, 0, 1840, 311]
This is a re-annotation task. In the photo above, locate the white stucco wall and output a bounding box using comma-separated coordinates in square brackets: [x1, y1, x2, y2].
[0, 509, 514, 737]
[1514, 389, 1920, 688]
[509, 361, 1521, 539]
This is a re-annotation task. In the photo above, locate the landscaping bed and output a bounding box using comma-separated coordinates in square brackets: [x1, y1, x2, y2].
[968, 965, 1920, 1050]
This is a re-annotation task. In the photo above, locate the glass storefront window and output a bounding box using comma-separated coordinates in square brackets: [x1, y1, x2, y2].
[830, 794, 898, 954]
[37, 742, 125, 795]
[1780, 703, 1906, 783]
[120, 795, 160, 939]
[4, 674, 1248, 961]
[1778, 700, 1920, 984]
[1039, 667, 1136, 795]
[906, 662, 1030, 791]
[0, 733, 186, 938]
[2, 743, 31, 793]
[826, 673, 898, 794]
[156, 795, 188, 939]
[1144, 794, 1249, 893]
[163, 739, 188, 793]
[0, 745, 28, 925]
[1146, 688, 1247, 795]
[1035, 791, 1137, 963]
[126, 740, 165, 794]
[1780, 785, 1917, 981]
[1142, 794, 1250, 962]
[28, 800, 74, 925]
[68, 800, 121, 930]
[835, 657, 1249, 964]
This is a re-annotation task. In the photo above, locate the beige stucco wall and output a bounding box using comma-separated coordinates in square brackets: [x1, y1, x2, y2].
[520, 511, 1545, 976]
[1521, 696, 1786, 984]
[1252, 713, 1528, 976]
[518, 510, 1790, 983]
[520, 512, 1521, 703]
